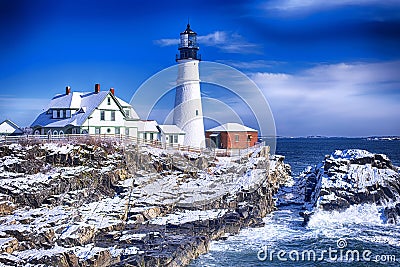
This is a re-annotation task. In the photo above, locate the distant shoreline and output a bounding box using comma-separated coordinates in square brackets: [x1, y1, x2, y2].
[270, 136, 400, 139]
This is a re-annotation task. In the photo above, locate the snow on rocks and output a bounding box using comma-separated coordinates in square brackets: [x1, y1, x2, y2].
[150, 209, 228, 225]
[40, 143, 75, 154]
[0, 139, 291, 266]
[300, 149, 400, 224]
[331, 149, 375, 160]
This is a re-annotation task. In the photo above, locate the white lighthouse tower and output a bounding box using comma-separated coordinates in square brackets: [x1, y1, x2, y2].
[173, 23, 205, 148]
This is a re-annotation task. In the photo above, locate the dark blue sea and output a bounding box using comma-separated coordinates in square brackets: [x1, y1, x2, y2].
[190, 138, 400, 266]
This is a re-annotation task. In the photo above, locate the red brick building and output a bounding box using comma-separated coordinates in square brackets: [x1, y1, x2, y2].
[205, 123, 258, 149]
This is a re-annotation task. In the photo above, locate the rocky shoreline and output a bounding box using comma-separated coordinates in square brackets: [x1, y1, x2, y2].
[290, 149, 400, 225]
[0, 138, 291, 266]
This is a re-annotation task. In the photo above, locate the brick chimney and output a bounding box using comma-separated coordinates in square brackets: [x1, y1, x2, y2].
[66, 86, 71, 95]
[95, 83, 100, 93]
[110, 88, 115, 95]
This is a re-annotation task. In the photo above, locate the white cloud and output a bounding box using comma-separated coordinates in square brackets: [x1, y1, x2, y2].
[250, 61, 400, 136]
[154, 31, 260, 54]
[199, 31, 260, 53]
[217, 60, 285, 70]
[264, 0, 400, 12]
[197, 31, 227, 46]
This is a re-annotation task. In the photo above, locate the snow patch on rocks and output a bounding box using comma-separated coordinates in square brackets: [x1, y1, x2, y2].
[300, 149, 400, 224]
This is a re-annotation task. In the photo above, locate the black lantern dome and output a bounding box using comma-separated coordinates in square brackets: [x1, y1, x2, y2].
[177, 23, 201, 61]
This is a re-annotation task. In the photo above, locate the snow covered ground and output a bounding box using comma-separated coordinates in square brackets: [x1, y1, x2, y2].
[0, 141, 281, 266]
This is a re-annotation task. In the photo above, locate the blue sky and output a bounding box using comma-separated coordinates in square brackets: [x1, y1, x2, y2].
[0, 0, 399, 136]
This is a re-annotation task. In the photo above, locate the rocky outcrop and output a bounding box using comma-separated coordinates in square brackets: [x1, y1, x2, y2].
[0, 140, 291, 266]
[300, 149, 400, 224]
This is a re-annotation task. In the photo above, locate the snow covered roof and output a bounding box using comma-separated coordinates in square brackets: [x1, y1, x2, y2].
[158, 125, 185, 134]
[0, 120, 23, 135]
[31, 91, 113, 128]
[137, 120, 159, 133]
[206, 123, 257, 132]
[46, 92, 82, 110]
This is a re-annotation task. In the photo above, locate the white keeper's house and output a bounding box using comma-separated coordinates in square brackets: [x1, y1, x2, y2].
[30, 84, 184, 145]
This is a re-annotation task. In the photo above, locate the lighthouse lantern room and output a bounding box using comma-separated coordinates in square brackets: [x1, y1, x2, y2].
[177, 24, 200, 61]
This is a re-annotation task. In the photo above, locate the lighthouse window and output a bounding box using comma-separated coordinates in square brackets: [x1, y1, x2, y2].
[196, 110, 199, 116]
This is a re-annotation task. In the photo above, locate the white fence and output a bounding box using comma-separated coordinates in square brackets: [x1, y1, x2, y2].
[0, 134, 266, 157]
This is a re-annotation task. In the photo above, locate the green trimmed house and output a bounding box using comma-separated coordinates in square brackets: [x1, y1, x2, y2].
[31, 84, 143, 137]
[31, 84, 187, 145]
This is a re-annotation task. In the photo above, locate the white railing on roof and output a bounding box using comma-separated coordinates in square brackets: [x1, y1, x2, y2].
[0, 134, 266, 157]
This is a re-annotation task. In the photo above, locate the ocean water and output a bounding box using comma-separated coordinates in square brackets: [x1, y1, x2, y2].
[190, 138, 400, 266]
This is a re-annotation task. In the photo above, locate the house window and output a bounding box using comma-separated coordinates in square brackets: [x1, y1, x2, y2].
[169, 135, 173, 144]
[115, 127, 120, 134]
[60, 110, 64, 118]
[173, 135, 178, 143]
[144, 133, 147, 140]
[53, 110, 57, 118]
[107, 128, 111, 134]
[125, 109, 130, 118]
[125, 128, 129, 136]
[111, 111, 115, 121]
[150, 133, 154, 140]
[72, 128, 77, 134]
[100, 110, 105, 121]
[247, 134, 252, 141]
[66, 110, 71, 118]
[235, 134, 239, 142]
[95, 127, 100, 134]
[107, 97, 111, 105]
